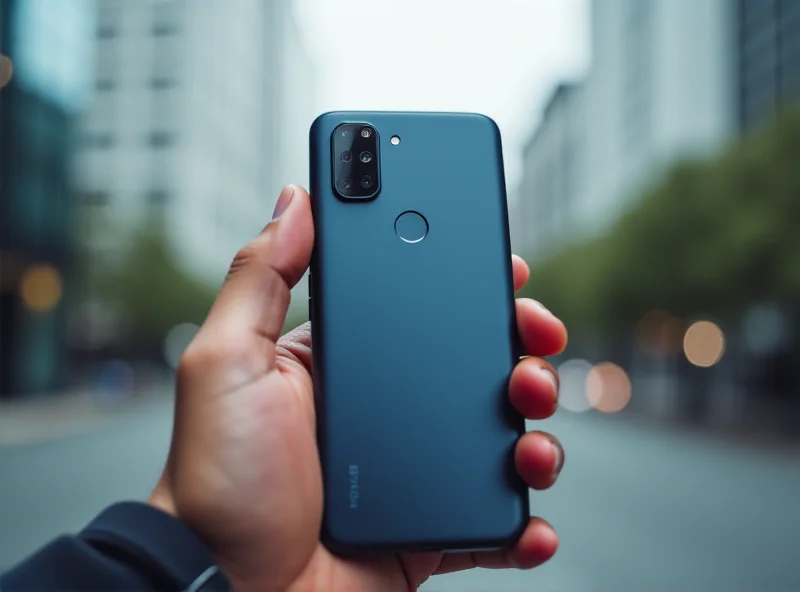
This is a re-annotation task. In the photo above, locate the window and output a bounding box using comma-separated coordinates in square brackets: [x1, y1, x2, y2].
[96, 79, 116, 91]
[82, 133, 115, 149]
[147, 131, 174, 148]
[152, 23, 178, 36]
[97, 25, 118, 39]
[150, 77, 175, 89]
[146, 189, 169, 204]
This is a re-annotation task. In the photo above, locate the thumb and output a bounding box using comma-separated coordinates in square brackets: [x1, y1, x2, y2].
[202, 185, 314, 350]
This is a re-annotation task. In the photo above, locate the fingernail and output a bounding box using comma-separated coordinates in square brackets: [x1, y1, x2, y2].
[532, 299, 552, 314]
[272, 185, 295, 219]
[540, 366, 559, 403]
[551, 440, 564, 475]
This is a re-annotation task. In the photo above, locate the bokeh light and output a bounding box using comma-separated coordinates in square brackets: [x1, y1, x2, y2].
[19, 264, 63, 313]
[163, 323, 200, 370]
[683, 320, 725, 367]
[636, 309, 684, 355]
[587, 362, 632, 413]
[556, 359, 593, 412]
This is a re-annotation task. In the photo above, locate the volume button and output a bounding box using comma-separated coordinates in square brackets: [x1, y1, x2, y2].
[308, 272, 313, 323]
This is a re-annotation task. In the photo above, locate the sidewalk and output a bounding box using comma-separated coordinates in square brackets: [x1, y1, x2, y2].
[0, 373, 174, 448]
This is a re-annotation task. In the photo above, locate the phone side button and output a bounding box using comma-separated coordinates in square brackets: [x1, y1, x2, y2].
[307, 273, 313, 324]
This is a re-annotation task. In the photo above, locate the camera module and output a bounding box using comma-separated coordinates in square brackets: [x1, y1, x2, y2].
[332, 123, 379, 200]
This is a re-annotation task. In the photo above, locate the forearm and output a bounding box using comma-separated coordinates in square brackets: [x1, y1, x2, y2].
[1, 502, 229, 592]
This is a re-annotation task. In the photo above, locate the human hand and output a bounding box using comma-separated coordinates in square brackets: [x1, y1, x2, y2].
[149, 185, 567, 591]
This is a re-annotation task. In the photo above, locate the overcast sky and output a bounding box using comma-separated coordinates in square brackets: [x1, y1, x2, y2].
[293, 0, 590, 191]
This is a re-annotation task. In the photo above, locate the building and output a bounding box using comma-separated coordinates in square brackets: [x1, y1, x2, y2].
[737, 0, 800, 132]
[0, 0, 95, 396]
[74, 0, 315, 313]
[516, 82, 585, 260]
[272, 0, 317, 194]
[516, 0, 737, 260]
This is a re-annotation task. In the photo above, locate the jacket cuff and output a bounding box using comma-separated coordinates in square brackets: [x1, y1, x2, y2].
[80, 501, 229, 591]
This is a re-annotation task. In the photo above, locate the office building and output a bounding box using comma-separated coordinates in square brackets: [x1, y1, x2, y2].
[74, 0, 315, 312]
[0, 0, 95, 396]
[516, 0, 737, 260]
[737, 0, 800, 131]
[516, 82, 585, 260]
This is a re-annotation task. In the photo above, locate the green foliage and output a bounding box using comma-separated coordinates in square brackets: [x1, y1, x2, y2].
[522, 108, 800, 330]
[98, 227, 218, 351]
[80, 220, 308, 353]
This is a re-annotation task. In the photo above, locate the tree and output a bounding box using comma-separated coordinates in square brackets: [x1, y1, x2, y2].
[522, 108, 800, 331]
[93, 226, 218, 355]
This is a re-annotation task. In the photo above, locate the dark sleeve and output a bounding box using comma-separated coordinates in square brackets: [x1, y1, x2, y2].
[0, 502, 230, 592]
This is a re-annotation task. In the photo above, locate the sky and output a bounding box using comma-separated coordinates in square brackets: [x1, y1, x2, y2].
[293, 0, 590, 193]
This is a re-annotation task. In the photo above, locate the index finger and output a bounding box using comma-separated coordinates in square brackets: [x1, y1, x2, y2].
[512, 255, 530, 292]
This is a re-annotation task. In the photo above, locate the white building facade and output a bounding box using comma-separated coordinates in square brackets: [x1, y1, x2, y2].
[75, 0, 315, 312]
[515, 82, 586, 260]
[516, 0, 737, 260]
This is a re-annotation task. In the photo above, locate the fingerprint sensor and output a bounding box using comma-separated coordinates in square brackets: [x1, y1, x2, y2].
[395, 211, 428, 244]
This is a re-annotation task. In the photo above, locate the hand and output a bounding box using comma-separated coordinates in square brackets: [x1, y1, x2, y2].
[149, 185, 568, 592]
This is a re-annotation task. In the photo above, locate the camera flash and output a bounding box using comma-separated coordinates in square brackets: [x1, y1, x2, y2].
[391, 136, 401, 145]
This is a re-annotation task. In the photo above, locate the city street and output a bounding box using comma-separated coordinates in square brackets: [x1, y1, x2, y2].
[2, 390, 799, 591]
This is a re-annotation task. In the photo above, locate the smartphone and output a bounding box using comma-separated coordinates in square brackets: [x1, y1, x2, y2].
[309, 111, 528, 554]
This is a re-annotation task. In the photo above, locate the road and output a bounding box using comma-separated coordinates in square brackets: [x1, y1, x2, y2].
[2, 393, 799, 591]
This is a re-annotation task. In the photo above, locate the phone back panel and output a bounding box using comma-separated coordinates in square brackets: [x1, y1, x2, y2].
[309, 111, 528, 553]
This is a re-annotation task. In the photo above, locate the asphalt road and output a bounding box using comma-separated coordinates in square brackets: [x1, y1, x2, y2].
[2, 393, 799, 591]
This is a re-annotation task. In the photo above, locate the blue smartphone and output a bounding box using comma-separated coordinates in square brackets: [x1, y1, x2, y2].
[309, 111, 527, 554]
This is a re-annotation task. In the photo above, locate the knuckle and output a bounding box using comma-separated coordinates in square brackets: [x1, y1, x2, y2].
[226, 241, 291, 311]
[227, 243, 261, 281]
[178, 331, 274, 385]
[177, 339, 217, 379]
[181, 334, 254, 370]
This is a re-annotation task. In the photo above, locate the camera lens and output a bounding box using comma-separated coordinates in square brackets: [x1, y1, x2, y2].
[341, 177, 352, 190]
[341, 151, 352, 162]
[360, 127, 372, 138]
[359, 151, 372, 163]
[360, 175, 372, 188]
[341, 129, 351, 138]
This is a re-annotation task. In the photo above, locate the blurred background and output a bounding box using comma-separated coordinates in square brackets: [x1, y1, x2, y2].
[1, 0, 799, 590]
